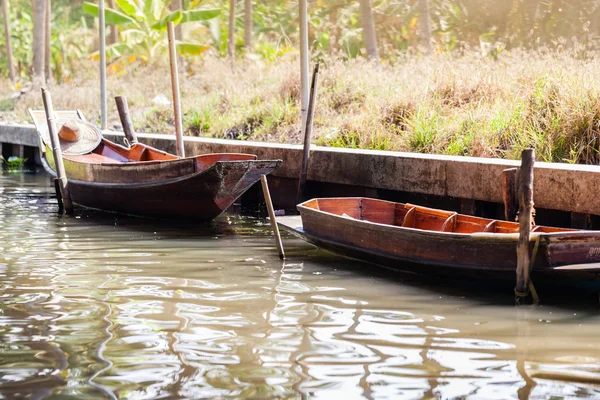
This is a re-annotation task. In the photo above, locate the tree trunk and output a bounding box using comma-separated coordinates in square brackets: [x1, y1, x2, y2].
[359, 0, 378, 60]
[243, 0, 252, 49]
[418, 0, 432, 54]
[228, 0, 236, 59]
[170, 0, 183, 40]
[329, 6, 340, 54]
[44, 0, 51, 82]
[108, 0, 118, 44]
[32, 0, 45, 82]
[1, 0, 15, 82]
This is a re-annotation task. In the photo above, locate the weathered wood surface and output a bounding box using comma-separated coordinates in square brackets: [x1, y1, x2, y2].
[41, 140, 279, 220]
[29, 109, 281, 220]
[43, 156, 280, 220]
[42, 88, 73, 214]
[515, 149, 535, 295]
[286, 197, 600, 279]
[115, 96, 138, 145]
[502, 167, 518, 222]
[297, 63, 319, 203]
[167, 22, 184, 158]
[261, 175, 285, 259]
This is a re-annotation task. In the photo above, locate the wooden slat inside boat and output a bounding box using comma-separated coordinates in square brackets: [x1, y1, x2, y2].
[277, 197, 600, 280]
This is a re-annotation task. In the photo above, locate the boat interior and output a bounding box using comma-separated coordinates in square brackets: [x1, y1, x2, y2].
[301, 197, 570, 234]
[58, 140, 257, 167]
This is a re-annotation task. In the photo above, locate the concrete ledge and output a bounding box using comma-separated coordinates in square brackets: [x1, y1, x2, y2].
[0, 124, 39, 147]
[2, 123, 600, 215]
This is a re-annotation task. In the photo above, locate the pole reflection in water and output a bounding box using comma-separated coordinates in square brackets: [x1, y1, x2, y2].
[0, 173, 600, 399]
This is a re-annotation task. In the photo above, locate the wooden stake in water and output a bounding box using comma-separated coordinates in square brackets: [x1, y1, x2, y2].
[515, 149, 535, 299]
[297, 63, 320, 203]
[115, 96, 138, 146]
[99, 0, 107, 130]
[261, 175, 285, 260]
[41, 88, 74, 214]
[167, 21, 185, 158]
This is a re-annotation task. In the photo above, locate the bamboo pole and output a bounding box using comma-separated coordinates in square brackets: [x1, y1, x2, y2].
[44, 0, 51, 82]
[297, 63, 320, 203]
[41, 88, 73, 214]
[515, 149, 535, 298]
[1, 0, 15, 83]
[261, 175, 285, 260]
[227, 0, 236, 60]
[167, 21, 185, 158]
[502, 167, 518, 221]
[32, 0, 45, 82]
[99, 0, 107, 130]
[115, 96, 138, 146]
[298, 0, 309, 137]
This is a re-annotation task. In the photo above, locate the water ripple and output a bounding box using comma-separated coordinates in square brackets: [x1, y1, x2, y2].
[1, 173, 600, 399]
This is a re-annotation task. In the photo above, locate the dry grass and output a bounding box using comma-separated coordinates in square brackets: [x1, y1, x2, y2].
[3, 49, 600, 163]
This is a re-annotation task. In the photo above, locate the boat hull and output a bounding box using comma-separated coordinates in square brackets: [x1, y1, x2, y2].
[63, 160, 279, 221]
[276, 197, 600, 283]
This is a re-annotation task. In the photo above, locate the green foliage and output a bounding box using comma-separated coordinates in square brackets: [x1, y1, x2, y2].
[82, 0, 220, 62]
[0, 156, 27, 171]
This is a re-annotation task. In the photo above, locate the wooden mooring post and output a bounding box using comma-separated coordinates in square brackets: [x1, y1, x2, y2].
[115, 96, 138, 146]
[261, 175, 285, 260]
[167, 21, 185, 158]
[41, 88, 74, 214]
[515, 149, 535, 301]
[503, 167, 518, 222]
[297, 63, 320, 204]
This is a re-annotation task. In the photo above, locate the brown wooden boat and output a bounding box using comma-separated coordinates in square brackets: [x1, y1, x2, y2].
[30, 110, 281, 221]
[277, 197, 600, 281]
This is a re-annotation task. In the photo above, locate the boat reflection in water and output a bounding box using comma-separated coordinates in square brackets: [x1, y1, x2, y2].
[0, 174, 599, 399]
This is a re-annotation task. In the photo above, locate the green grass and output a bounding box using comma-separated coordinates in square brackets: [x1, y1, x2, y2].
[4, 50, 600, 164]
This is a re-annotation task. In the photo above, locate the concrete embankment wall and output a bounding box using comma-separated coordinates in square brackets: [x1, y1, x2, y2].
[1, 124, 600, 228]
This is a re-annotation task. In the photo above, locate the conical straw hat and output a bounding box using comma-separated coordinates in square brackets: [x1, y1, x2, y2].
[55, 119, 102, 155]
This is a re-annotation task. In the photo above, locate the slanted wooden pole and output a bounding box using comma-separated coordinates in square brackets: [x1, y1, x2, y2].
[503, 167, 518, 221]
[53, 178, 63, 213]
[115, 96, 138, 146]
[99, 0, 107, 130]
[515, 149, 535, 298]
[261, 175, 285, 260]
[297, 63, 319, 203]
[41, 88, 73, 214]
[167, 21, 185, 158]
[2, 0, 16, 83]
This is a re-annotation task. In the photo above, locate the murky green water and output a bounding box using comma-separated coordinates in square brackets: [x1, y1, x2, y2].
[1, 172, 600, 399]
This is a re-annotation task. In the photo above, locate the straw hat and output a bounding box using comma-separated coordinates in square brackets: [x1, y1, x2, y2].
[56, 119, 102, 155]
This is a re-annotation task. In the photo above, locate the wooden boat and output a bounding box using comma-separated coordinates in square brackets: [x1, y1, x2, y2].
[277, 197, 600, 281]
[30, 110, 281, 221]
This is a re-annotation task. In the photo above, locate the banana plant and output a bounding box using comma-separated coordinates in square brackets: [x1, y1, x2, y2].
[83, 0, 220, 63]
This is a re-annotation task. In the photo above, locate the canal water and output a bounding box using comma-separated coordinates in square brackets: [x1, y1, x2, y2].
[1, 172, 599, 399]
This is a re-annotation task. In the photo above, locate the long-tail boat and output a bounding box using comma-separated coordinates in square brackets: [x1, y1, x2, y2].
[277, 197, 600, 281]
[29, 110, 280, 221]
